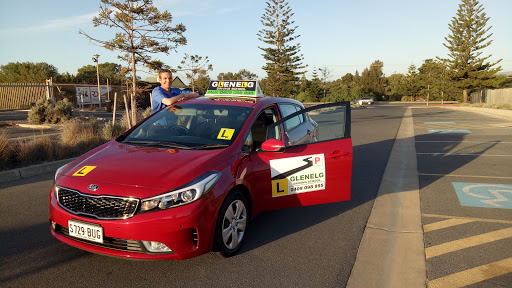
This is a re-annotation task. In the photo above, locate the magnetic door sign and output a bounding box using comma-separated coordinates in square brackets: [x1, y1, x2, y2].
[73, 166, 97, 176]
[270, 154, 326, 197]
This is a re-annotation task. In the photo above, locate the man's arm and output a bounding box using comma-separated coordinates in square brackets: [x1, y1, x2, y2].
[162, 92, 199, 105]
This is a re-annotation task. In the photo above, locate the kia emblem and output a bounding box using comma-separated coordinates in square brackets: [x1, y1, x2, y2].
[88, 184, 99, 191]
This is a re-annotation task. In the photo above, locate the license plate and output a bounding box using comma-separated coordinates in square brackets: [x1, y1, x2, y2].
[68, 220, 104, 244]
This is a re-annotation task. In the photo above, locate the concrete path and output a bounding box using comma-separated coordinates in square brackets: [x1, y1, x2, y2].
[347, 107, 427, 287]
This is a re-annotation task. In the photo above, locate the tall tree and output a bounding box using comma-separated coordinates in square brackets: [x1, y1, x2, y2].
[418, 59, 446, 103]
[0, 62, 59, 83]
[442, 0, 501, 103]
[318, 66, 332, 103]
[177, 54, 213, 92]
[80, 0, 186, 125]
[76, 62, 124, 85]
[217, 69, 258, 81]
[258, 0, 305, 97]
[360, 60, 385, 99]
[194, 72, 211, 94]
[405, 64, 420, 101]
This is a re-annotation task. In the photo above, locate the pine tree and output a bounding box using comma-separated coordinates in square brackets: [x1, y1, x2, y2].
[258, 0, 305, 97]
[177, 54, 213, 93]
[80, 0, 186, 125]
[442, 0, 501, 103]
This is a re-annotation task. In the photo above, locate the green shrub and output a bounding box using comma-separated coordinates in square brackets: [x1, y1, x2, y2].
[102, 121, 126, 140]
[27, 99, 74, 124]
[54, 98, 74, 121]
[401, 96, 409, 102]
[28, 99, 49, 124]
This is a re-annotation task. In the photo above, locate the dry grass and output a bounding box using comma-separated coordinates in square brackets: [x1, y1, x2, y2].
[15, 136, 63, 166]
[0, 131, 14, 169]
[0, 117, 109, 171]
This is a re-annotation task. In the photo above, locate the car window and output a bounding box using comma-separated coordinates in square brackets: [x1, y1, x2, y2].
[122, 104, 253, 149]
[277, 103, 304, 130]
[269, 102, 349, 147]
[243, 107, 280, 152]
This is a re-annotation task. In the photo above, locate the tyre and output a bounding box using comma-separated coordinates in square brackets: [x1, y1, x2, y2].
[214, 191, 249, 257]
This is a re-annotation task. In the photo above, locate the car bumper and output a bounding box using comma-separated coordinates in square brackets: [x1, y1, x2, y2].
[48, 187, 218, 260]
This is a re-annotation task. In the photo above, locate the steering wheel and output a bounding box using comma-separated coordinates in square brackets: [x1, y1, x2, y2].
[169, 125, 189, 136]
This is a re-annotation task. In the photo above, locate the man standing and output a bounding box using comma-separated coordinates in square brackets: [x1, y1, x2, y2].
[151, 69, 199, 114]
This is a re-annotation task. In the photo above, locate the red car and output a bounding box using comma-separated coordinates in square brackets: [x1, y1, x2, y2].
[49, 81, 352, 260]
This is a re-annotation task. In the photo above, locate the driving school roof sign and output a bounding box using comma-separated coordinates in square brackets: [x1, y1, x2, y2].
[206, 80, 264, 97]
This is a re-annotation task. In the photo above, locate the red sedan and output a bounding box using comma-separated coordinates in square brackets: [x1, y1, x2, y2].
[49, 81, 352, 260]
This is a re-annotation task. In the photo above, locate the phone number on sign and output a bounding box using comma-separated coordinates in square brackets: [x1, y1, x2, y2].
[290, 183, 324, 193]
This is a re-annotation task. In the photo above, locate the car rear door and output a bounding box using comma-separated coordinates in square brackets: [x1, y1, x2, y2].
[244, 102, 352, 212]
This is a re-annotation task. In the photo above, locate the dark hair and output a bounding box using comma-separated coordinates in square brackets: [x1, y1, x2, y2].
[158, 69, 172, 78]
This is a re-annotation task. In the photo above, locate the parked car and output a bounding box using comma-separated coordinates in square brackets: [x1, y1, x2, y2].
[49, 81, 353, 260]
[354, 97, 374, 105]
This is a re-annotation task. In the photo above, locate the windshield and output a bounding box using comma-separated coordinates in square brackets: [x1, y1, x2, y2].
[122, 104, 253, 149]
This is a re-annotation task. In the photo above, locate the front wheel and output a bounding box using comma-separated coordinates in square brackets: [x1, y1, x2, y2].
[214, 191, 249, 257]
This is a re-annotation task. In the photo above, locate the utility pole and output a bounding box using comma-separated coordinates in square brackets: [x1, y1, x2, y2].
[92, 54, 102, 108]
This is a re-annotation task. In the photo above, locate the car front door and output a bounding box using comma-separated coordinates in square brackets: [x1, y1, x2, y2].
[243, 102, 352, 213]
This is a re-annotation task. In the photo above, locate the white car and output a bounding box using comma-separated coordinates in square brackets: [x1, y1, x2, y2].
[355, 97, 374, 105]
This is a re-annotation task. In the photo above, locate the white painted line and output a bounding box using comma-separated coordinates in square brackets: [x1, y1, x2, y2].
[417, 153, 512, 157]
[418, 173, 512, 180]
[416, 141, 512, 144]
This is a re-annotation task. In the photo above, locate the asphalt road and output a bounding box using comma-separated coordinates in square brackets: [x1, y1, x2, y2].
[0, 103, 408, 287]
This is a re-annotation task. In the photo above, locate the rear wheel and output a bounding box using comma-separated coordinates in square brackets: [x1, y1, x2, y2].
[214, 191, 249, 257]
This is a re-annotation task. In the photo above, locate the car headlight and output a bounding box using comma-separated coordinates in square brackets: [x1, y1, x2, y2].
[138, 171, 221, 213]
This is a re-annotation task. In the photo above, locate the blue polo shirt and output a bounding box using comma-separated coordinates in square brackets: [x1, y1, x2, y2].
[151, 86, 186, 114]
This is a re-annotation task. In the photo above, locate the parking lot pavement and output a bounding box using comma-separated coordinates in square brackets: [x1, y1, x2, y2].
[412, 107, 512, 287]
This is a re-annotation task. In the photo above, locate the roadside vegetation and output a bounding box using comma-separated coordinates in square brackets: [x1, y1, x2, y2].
[0, 113, 135, 171]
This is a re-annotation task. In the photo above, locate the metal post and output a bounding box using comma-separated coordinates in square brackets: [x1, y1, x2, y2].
[93, 54, 102, 108]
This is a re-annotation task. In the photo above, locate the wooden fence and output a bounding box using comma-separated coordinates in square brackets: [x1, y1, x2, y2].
[471, 88, 512, 105]
[0, 83, 51, 109]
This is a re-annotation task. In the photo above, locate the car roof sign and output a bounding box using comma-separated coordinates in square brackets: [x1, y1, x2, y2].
[205, 80, 264, 98]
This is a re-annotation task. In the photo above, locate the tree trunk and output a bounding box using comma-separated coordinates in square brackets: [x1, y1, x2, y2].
[131, 52, 137, 126]
[463, 89, 468, 103]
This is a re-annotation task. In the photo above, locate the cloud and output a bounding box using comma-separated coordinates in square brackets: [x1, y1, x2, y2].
[0, 12, 97, 33]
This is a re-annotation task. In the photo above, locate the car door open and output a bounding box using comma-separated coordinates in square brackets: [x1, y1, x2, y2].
[248, 102, 353, 212]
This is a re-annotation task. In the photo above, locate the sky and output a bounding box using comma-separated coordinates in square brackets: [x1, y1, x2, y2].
[0, 0, 511, 83]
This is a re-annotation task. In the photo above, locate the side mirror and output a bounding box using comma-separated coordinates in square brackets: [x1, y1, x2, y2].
[261, 139, 286, 152]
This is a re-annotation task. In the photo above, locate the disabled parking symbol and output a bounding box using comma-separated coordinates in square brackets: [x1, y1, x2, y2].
[452, 182, 512, 209]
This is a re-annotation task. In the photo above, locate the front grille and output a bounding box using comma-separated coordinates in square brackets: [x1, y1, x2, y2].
[57, 186, 139, 219]
[56, 225, 143, 252]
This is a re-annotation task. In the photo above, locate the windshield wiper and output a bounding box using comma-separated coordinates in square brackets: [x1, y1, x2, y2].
[189, 144, 230, 150]
[123, 140, 191, 149]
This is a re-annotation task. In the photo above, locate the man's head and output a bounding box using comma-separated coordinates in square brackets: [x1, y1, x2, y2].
[158, 69, 173, 91]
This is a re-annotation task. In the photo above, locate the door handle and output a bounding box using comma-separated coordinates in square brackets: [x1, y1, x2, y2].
[328, 152, 350, 159]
